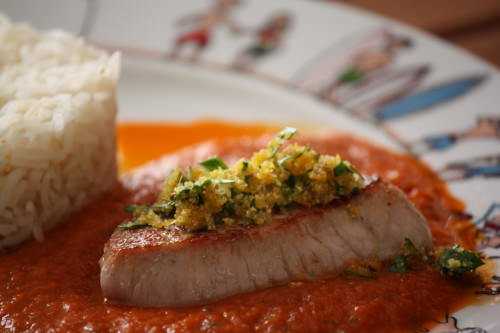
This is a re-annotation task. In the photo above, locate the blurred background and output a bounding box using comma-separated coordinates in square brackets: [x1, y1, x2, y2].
[336, 0, 500, 67]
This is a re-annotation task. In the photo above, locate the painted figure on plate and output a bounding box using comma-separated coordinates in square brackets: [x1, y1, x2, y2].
[292, 28, 486, 124]
[292, 29, 420, 107]
[440, 154, 500, 181]
[169, 0, 242, 61]
[318, 31, 413, 103]
[410, 116, 500, 154]
[232, 12, 292, 71]
[372, 74, 486, 122]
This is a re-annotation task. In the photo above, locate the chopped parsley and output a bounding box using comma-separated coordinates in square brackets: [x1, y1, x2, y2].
[436, 245, 484, 278]
[277, 127, 297, 140]
[119, 219, 147, 230]
[269, 127, 297, 156]
[241, 160, 249, 171]
[124, 204, 141, 213]
[334, 161, 352, 176]
[388, 238, 422, 273]
[121, 127, 365, 232]
[388, 238, 484, 278]
[389, 255, 410, 273]
[277, 155, 291, 167]
[200, 157, 228, 171]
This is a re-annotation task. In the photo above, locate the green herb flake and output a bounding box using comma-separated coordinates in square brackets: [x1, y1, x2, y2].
[403, 238, 419, 257]
[389, 255, 409, 273]
[286, 175, 296, 188]
[124, 204, 148, 216]
[388, 239, 484, 278]
[437, 245, 484, 278]
[173, 184, 192, 201]
[277, 127, 297, 140]
[151, 202, 176, 218]
[388, 238, 420, 273]
[200, 157, 228, 171]
[220, 201, 236, 216]
[241, 160, 249, 171]
[270, 127, 297, 156]
[278, 156, 291, 167]
[159, 169, 184, 201]
[334, 182, 346, 196]
[119, 220, 147, 230]
[124, 205, 138, 213]
[334, 161, 352, 176]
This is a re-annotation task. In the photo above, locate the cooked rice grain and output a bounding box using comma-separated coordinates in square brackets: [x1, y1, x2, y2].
[0, 14, 120, 247]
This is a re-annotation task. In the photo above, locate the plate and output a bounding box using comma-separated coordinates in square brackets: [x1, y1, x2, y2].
[2, 0, 500, 331]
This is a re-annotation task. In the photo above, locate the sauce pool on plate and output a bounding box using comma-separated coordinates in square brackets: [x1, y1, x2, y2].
[0, 121, 481, 332]
[117, 121, 276, 172]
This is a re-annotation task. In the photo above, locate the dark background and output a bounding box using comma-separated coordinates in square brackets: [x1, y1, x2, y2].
[338, 0, 500, 68]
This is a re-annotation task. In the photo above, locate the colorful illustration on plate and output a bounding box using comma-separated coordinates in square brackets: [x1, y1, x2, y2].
[292, 28, 487, 123]
[292, 29, 416, 101]
[345, 64, 430, 120]
[232, 11, 292, 71]
[318, 32, 413, 103]
[80, 2, 494, 187]
[439, 154, 500, 181]
[169, 0, 243, 61]
[427, 313, 488, 333]
[81, 3, 489, 142]
[475, 203, 500, 249]
[410, 116, 500, 155]
[372, 74, 486, 122]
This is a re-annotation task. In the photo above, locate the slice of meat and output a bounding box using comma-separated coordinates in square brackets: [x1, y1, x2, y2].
[100, 180, 432, 308]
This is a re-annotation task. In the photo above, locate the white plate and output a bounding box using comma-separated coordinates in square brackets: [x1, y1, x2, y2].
[2, 0, 499, 331]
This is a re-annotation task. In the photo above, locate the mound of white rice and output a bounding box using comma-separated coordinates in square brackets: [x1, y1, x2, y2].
[0, 14, 121, 248]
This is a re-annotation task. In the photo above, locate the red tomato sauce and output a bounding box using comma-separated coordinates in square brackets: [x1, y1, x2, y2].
[0, 121, 480, 332]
